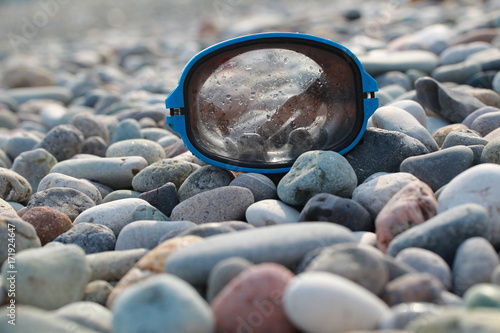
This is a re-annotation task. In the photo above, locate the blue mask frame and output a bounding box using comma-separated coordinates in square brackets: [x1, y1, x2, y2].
[166, 32, 378, 173]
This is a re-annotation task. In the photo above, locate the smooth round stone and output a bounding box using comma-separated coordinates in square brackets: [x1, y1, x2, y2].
[415, 76, 486, 123]
[277, 151, 357, 206]
[74, 198, 168, 236]
[305, 243, 389, 295]
[376, 71, 412, 91]
[388, 100, 427, 128]
[375, 181, 437, 253]
[3, 64, 55, 88]
[229, 173, 277, 202]
[352, 172, 421, 220]
[464, 283, 500, 308]
[26, 187, 95, 221]
[102, 190, 141, 203]
[21, 206, 72, 245]
[71, 113, 110, 142]
[53, 301, 112, 333]
[438, 164, 500, 247]
[138, 182, 178, 217]
[358, 50, 439, 76]
[470, 111, 500, 136]
[0, 216, 41, 263]
[164, 222, 356, 287]
[84, 280, 113, 305]
[87, 248, 147, 282]
[157, 135, 181, 148]
[38, 172, 102, 204]
[82, 136, 108, 156]
[4, 131, 41, 160]
[39, 103, 67, 128]
[112, 274, 214, 333]
[432, 59, 482, 84]
[0, 167, 32, 202]
[298, 193, 373, 232]
[6, 86, 73, 104]
[109, 118, 142, 144]
[345, 128, 429, 184]
[387, 204, 490, 265]
[407, 308, 500, 332]
[462, 106, 500, 127]
[283, 271, 391, 333]
[106, 139, 166, 165]
[35, 124, 84, 161]
[395, 248, 451, 290]
[206, 257, 254, 302]
[11, 148, 57, 192]
[132, 158, 200, 191]
[441, 129, 488, 149]
[115, 220, 195, 250]
[482, 138, 500, 164]
[245, 199, 300, 227]
[178, 165, 234, 202]
[400, 146, 474, 191]
[1, 244, 90, 310]
[431, 123, 468, 147]
[439, 41, 491, 65]
[212, 263, 296, 333]
[170, 186, 254, 224]
[382, 273, 443, 306]
[452, 237, 500, 296]
[53, 222, 116, 254]
[50, 156, 148, 190]
[380, 302, 441, 330]
[371, 106, 438, 152]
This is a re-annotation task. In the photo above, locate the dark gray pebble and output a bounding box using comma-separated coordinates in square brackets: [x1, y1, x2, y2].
[138, 182, 179, 217]
[441, 129, 488, 149]
[229, 173, 277, 202]
[178, 166, 234, 202]
[82, 136, 108, 157]
[36, 124, 84, 161]
[53, 222, 116, 254]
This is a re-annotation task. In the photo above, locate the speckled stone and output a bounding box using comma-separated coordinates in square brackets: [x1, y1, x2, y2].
[36, 124, 84, 161]
[298, 193, 373, 232]
[138, 182, 178, 217]
[0, 167, 32, 202]
[277, 150, 357, 206]
[246, 199, 300, 227]
[441, 129, 488, 149]
[432, 123, 468, 147]
[170, 186, 254, 224]
[375, 181, 437, 253]
[452, 237, 500, 296]
[481, 137, 500, 164]
[70, 113, 110, 142]
[382, 273, 443, 306]
[53, 222, 116, 254]
[106, 138, 166, 165]
[132, 158, 200, 191]
[212, 263, 296, 333]
[206, 257, 254, 302]
[38, 172, 102, 204]
[0, 198, 17, 217]
[11, 148, 57, 192]
[25, 187, 95, 221]
[177, 165, 234, 202]
[87, 248, 147, 282]
[82, 136, 108, 156]
[21, 206, 72, 245]
[0, 216, 41, 263]
[229, 173, 277, 202]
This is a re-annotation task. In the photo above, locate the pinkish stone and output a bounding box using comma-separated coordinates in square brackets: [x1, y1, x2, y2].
[21, 206, 73, 245]
[375, 181, 437, 253]
[211, 263, 297, 333]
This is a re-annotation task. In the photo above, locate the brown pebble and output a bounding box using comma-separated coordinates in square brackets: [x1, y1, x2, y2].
[432, 123, 468, 147]
[382, 273, 443, 306]
[21, 206, 73, 245]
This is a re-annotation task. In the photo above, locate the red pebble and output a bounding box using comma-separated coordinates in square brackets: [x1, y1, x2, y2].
[22, 206, 73, 245]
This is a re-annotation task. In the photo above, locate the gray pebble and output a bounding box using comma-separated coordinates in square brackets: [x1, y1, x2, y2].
[106, 138, 166, 165]
[178, 165, 234, 202]
[206, 257, 254, 302]
[102, 190, 141, 203]
[229, 173, 277, 202]
[0, 216, 41, 263]
[0, 108, 19, 130]
[53, 301, 112, 333]
[432, 59, 482, 84]
[87, 248, 148, 282]
[6, 86, 73, 104]
[35, 124, 84, 161]
[84, 280, 113, 306]
[38, 172, 102, 204]
[11, 148, 57, 192]
[0, 149, 12, 169]
[53, 222, 116, 254]
[462, 106, 500, 127]
[481, 137, 500, 164]
[109, 118, 142, 144]
[71, 113, 110, 142]
[441, 129, 488, 149]
[376, 71, 412, 91]
[141, 127, 175, 142]
[138, 182, 178, 217]
[439, 41, 491, 65]
[380, 302, 441, 330]
[470, 111, 500, 137]
[382, 273, 443, 306]
[132, 158, 200, 191]
[0, 168, 32, 202]
[82, 136, 108, 157]
[176, 223, 236, 238]
[5, 131, 41, 160]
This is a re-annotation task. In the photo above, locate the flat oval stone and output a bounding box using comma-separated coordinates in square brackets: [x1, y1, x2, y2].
[35, 124, 84, 161]
[112, 274, 214, 333]
[11, 148, 57, 192]
[358, 50, 439, 76]
[375, 181, 437, 253]
[382, 273, 443, 306]
[441, 129, 488, 149]
[26, 187, 95, 221]
[387, 203, 490, 265]
[206, 257, 254, 302]
[462, 106, 500, 128]
[345, 128, 429, 184]
[50, 156, 148, 190]
[400, 145, 475, 191]
[0, 216, 41, 263]
[0, 167, 32, 202]
[432, 59, 482, 84]
[38, 172, 102, 204]
[106, 138, 166, 165]
[21, 206, 72, 245]
[298, 193, 373, 232]
[138, 182, 178, 217]
[388, 100, 427, 127]
[1, 244, 91, 310]
[245, 199, 300, 227]
[452, 237, 500, 296]
[177, 165, 234, 202]
[470, 111, 500, 137]
[277, 150, 357, 206]
[53, 222, 116, 254]
[164, 222, 356, 287]
[132, 158, 200, 191]
[170, 186, 254, 224]
[115, 220, 195, 250]
[5, 131, 41, 160]
[211, 263, 296, 333]
[6, 86, 73, 104]
[283, 271, 391, 333]
[229, 173, 277, 202]
[464, 283, 500, 308]
[438, 164, 500, 247]
[87, 248, 148, 282]
[352, 172, 421, 220]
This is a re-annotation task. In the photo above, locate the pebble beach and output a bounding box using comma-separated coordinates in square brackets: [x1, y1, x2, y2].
[1, 0, 500, 332]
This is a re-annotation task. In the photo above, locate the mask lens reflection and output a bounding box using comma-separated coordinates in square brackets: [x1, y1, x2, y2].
[187, 45, 359, 166]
